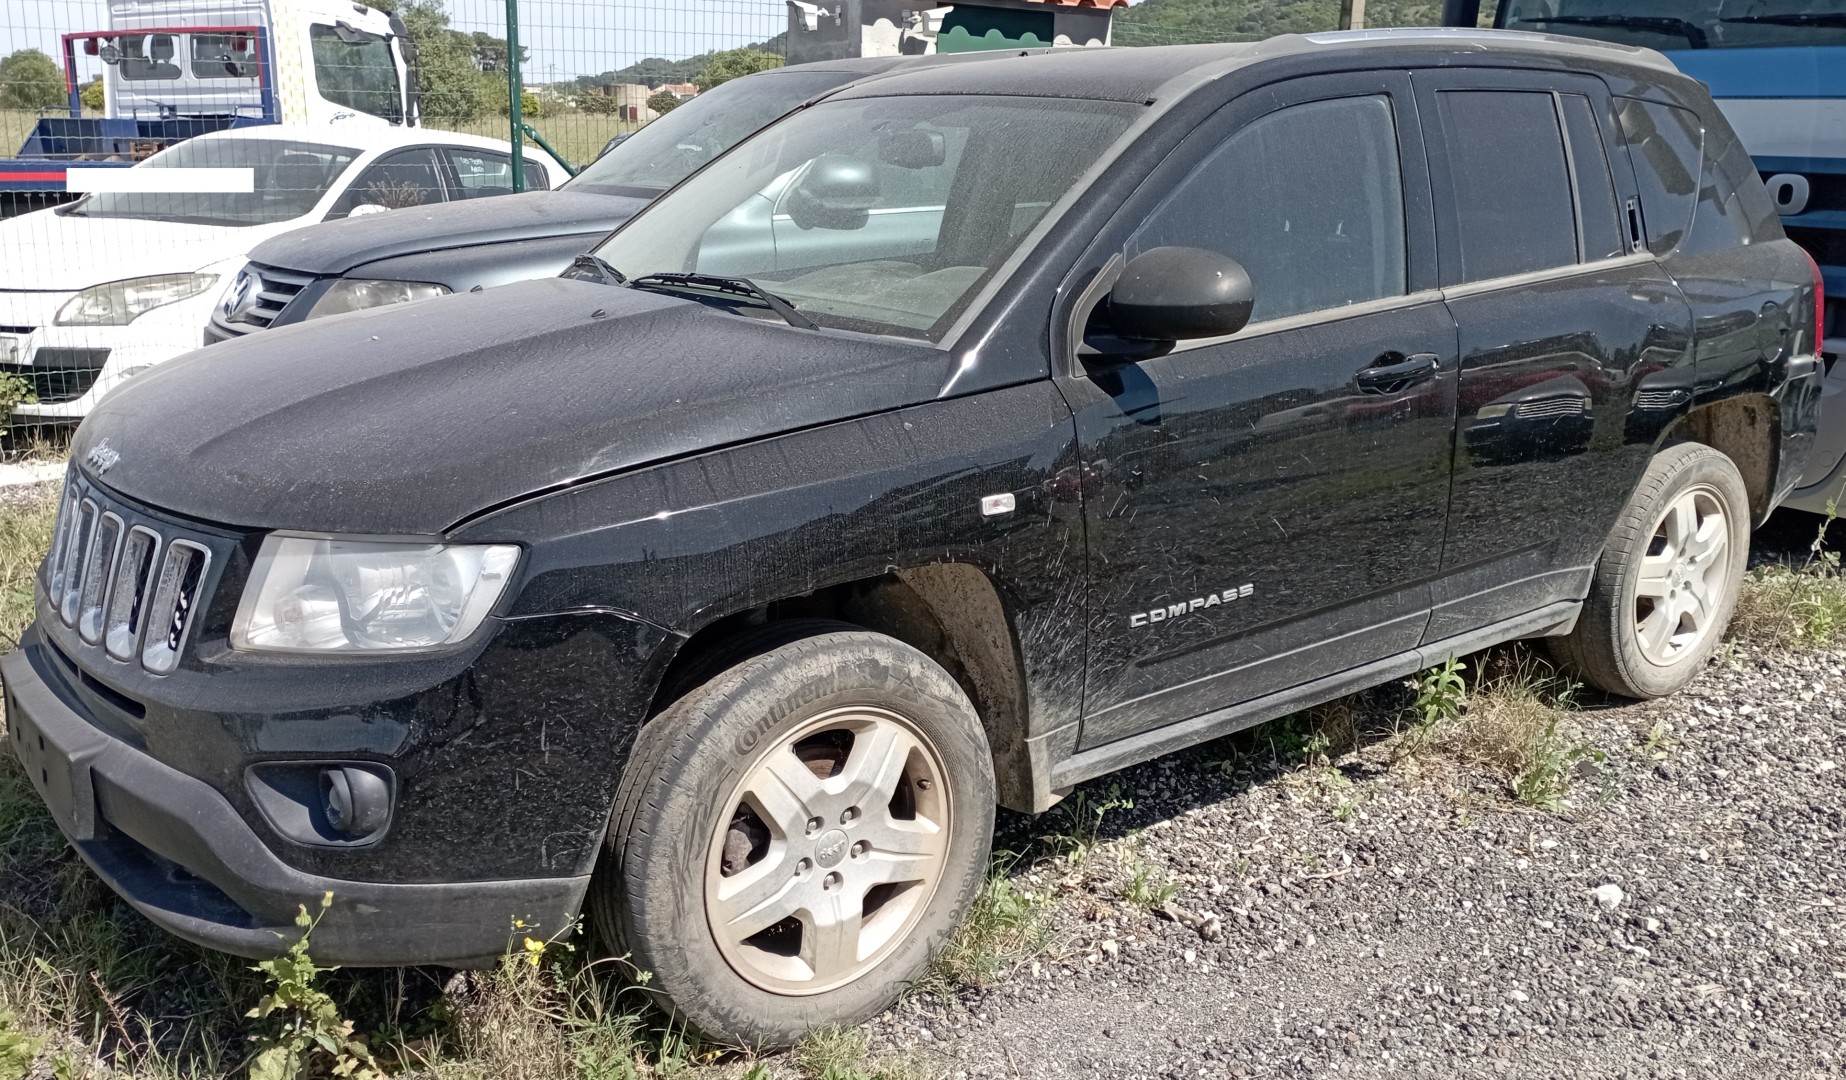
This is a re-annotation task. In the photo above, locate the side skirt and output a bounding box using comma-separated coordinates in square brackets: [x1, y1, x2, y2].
[1048, 600, 1581, 792]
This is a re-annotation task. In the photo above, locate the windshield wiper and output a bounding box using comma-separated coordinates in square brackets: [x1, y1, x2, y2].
[1721, 12, 1846, 27]
[1517, 14, 1709, 47]
[566, 252, 627, 285]
[627, 272, 818, 331]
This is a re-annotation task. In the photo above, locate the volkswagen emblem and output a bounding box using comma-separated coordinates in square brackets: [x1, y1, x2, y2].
[222, 269, 259, 323]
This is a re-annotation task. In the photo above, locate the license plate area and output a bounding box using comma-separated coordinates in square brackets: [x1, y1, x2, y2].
[6, 688, 98, 840]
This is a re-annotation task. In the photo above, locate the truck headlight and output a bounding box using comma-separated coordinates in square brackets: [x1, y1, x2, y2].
[231, 535, 520, 654]
[307, 279, 449, 320]
[55, 273, 219, 325]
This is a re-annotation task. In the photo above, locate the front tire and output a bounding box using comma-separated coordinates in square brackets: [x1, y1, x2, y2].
[1550, 441, 1749, 698]
[591, 628, 995, 1047]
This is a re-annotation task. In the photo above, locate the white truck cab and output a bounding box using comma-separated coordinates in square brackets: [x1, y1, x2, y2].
[100, 0, 416, 128]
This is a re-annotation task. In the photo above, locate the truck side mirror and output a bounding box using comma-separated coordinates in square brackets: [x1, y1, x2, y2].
[1104, 246, 1254, 343]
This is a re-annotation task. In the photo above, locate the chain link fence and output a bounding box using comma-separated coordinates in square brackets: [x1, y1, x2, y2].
[0, 0, 1497, 458]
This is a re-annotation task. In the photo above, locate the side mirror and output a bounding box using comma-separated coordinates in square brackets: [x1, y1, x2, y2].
[784, 154, 879, 231]
[1104, 246, 1253, 343]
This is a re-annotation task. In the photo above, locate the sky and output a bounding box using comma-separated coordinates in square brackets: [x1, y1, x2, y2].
[5, 0, 794, 82]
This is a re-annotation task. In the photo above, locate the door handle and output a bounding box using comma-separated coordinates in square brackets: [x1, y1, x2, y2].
[1354, 352, 1441, 395]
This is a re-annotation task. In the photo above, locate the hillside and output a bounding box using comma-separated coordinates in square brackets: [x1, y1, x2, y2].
[1114, 0, 1461, 45]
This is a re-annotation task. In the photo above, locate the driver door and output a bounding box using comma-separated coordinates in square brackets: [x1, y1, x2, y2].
[1056, 72, 1459, 748]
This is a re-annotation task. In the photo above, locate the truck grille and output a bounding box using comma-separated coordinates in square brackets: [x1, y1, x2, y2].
[47, 478, 213, 675]
[208, 263, 317, 339]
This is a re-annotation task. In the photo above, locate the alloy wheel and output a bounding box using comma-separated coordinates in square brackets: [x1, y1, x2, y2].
[1633, 483, 1731, 665]
[704, 705, 951, 996]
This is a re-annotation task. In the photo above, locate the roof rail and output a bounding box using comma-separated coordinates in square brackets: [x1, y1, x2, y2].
[1301, 27, 1680, 74]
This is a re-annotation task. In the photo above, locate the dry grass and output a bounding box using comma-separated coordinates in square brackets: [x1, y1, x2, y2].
[0, 484, 56, 650]
[1731, 560, 1846, 650]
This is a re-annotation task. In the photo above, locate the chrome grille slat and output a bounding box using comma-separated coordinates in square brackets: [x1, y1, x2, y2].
[1513, 399, 1588, 419]
[105, 526, 161, 661]
[59, 499, 98, 625]
[141, 540, 211, 676]
[49, 481, 214, 676]
[212, 264, 319, 337]
[77, 511, 125, 644]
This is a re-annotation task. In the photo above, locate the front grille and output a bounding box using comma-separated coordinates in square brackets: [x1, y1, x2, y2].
[2, 348, 110, 403]
[47, 479, 213, 676]
[1633, 388, 1688, 411]
[1513, 398, 1589, 420]
[209, 264, 317, 338]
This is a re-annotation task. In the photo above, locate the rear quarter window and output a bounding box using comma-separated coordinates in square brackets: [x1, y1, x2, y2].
[1682, 119, 1782, 253]
[1616, 98, 1700, 255]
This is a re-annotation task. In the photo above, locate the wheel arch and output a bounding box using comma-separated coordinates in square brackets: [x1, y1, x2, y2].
[646, 563, 1042, 813]
[1669, 393, 1780, 525]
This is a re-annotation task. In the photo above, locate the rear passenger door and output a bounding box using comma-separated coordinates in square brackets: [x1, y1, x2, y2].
[1413, 70, 1696, 642]
[443, 148, 552, 198]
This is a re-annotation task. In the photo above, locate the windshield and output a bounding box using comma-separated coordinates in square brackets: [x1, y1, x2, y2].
[310, 24, 404, 122]
[592, 94, 1139, 341]
[1499, 0, 1846, 49]
[567, 70, 854, 197]
[65, 139, 359, 226]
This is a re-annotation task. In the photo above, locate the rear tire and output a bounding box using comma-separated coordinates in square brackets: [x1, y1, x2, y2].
[591, 627, 995, 1047]
[1549, 441, 1749, 698]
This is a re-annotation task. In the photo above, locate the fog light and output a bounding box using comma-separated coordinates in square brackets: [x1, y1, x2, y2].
[320, 765, 390, 839]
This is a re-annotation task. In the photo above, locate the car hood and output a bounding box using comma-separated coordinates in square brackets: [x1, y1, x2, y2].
[246, 190, 649, 276]
[0, 207, 269, 291]
[74, 277, 951, 534]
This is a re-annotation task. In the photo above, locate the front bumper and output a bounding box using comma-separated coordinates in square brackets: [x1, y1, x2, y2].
[2, 630, 588, 967]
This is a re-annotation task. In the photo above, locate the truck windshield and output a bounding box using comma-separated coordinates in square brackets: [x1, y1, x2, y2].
[64, 138, 359, 226]
[593, 94, 1139, 341]
[1499, 1, 1846, 49]
[310, 24, 403, 122]
[567, 70, 854, 198]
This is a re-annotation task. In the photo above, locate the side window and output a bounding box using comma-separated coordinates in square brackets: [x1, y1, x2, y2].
[1437, 90, 1577, 282]
[1558, 94, 1626, 262]
[1128, 95, 1408, 325]
[120, 34, 180, 81]
[1615, 98, 1700, 255]
[190, 33, 260, 79]
[1683, 120, 1780, 254]
[330, 149, 444, 217]
[445, 151, 554, 197]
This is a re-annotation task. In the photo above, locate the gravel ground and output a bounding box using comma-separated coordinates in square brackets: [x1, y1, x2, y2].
[858, 517, 1846, 1080]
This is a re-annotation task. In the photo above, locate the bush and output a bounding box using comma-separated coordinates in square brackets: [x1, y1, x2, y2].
[0, 49, 64, 112]
[498, 89, 541, 118]
[576, 90, 619, 115]
[693, 48, 782, 91]
[79, 76, 104, 113]
[646, 89, 680, 116]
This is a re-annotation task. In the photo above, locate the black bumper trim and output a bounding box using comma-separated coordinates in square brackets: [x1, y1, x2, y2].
[2, 630, 588, 967]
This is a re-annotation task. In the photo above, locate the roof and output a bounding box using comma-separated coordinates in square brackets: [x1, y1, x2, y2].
[827, 28, 1678, 105]
[184, 123, 569, 172]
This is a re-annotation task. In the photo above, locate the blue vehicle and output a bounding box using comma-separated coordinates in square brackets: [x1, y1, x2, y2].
[1442, 0, 1846, 512]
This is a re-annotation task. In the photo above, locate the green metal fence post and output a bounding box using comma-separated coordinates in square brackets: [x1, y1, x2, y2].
[507, 0, 525, 192]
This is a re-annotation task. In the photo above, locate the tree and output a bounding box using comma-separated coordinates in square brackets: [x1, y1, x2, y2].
[693, 48, 782, 91]
[0, 49, 65, 112]
[367, 0, 497, 125]
[80, 75, 104, 113]
[646, 89, 681, 116]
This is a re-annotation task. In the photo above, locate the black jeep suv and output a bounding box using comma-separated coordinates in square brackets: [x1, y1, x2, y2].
[4, 30, 1823, 1046]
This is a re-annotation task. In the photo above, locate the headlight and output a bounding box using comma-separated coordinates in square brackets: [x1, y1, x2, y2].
[307, 279, 450, 320]
[232, 535, 520, 654]
[55, 273, 219, 325]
